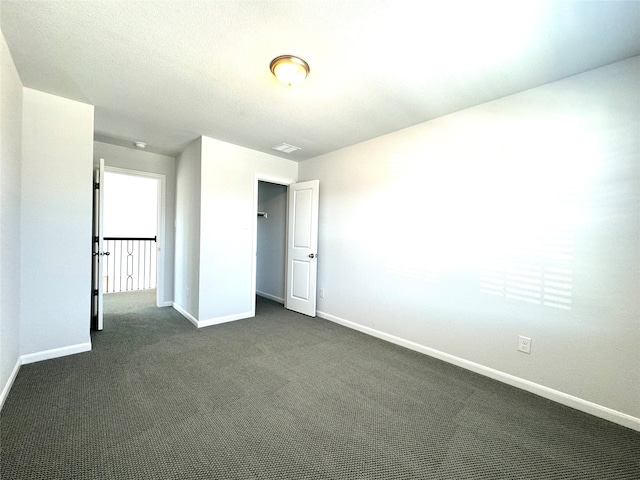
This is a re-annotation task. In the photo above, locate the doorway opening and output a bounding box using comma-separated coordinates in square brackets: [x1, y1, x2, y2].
[102, 168, 165, 312]
[255, 180, 288, 307]
[252, 177, 320, 318]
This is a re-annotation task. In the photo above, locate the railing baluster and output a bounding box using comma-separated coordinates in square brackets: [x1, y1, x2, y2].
[119, 240, 122, 292]
[144, 240, 148, 289]
[127, 240, 133, 291]
[105, 239, 110, 293]
[137, 241, 141, 291]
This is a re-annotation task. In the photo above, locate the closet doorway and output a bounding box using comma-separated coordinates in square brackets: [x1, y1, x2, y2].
[255, 180, 288, 304]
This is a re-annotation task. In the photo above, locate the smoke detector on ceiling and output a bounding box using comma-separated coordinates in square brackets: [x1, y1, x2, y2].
[272, 143, 301, 154]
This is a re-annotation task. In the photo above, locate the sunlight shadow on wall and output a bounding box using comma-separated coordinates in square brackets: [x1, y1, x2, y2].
[383, 117, 599, 311]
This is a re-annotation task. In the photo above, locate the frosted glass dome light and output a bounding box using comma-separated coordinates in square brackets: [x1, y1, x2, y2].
[270, 55, 310, 87]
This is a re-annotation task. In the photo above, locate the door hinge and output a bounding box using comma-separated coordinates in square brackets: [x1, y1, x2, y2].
[94, 289, 98, 296]
[94, 182, 100, 189]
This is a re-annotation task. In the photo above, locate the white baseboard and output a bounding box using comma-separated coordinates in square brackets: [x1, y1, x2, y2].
[3, 342, 92, 410]
[172, 303, 252, 328]
[197, 311, 252, 328]
[317, 310, 640, 432]
[20, 342, 92, 365]
[172, 302, 198, 327]
[0, 357, 22, 411]
[158, 301, 173, 307]
[257, 291, 285, 304]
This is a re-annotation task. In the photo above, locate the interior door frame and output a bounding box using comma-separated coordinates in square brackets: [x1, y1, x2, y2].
[103, 166, 167, 308]
[91, 158, 105, 330]
[251, 174, 294, 317]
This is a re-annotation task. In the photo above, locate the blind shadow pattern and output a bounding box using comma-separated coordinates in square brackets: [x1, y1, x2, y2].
[386, 149, 582, 310]
[480, 225, 574, 310]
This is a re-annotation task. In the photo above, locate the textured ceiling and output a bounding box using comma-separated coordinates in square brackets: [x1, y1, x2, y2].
[2, 1, 639, 160]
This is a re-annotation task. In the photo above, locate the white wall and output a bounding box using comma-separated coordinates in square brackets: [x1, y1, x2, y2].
[257, 181, 287, 302]
[197, 136, 297, 324]
[0, 29, 23, 406]
[299, 57, 640, 425]
[174, 138, 202, 319]
[20, 88, 94, 357]
[93, 141, 176, 305]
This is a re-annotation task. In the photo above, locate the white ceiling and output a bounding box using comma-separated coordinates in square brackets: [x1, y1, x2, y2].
[2, 1, 639, 160]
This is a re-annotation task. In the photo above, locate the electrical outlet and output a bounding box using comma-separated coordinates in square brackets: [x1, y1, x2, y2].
[319, 288, 325, 298]
[518, 335, 532, 354]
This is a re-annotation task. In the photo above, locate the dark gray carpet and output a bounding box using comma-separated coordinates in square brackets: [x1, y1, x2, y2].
[1, 290, 639, 479]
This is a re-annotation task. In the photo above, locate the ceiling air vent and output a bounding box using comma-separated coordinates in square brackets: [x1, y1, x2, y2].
[272, 143, 301, 154]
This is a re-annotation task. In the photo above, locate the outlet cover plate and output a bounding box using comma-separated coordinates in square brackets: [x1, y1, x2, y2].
[518, 335, 532, 354]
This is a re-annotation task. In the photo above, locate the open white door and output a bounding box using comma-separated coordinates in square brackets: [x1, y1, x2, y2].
[91, 158, 106, 330]
[285, 180, 319, 317]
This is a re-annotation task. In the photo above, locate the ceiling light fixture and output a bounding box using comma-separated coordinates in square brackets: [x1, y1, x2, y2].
[134, 141, 146, 149]
[270, 55, 310, 87]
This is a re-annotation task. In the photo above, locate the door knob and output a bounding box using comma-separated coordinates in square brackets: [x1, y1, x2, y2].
[308, 253, 317, 258]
